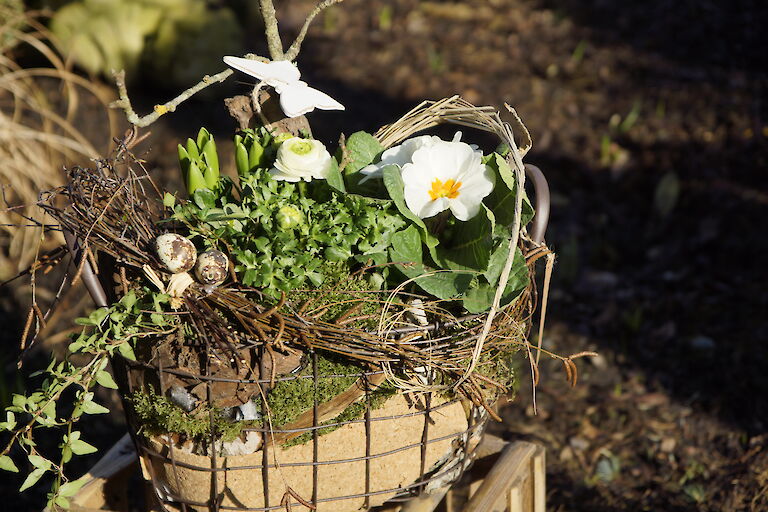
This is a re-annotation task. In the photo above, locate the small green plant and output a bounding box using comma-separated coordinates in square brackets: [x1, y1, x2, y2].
[0, 289, 175, 509]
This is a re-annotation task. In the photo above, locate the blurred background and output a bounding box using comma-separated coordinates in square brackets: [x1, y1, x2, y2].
[1, 0, 766, 510]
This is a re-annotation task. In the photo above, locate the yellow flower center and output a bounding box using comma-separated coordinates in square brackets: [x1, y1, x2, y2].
[428, 178, 462, 200]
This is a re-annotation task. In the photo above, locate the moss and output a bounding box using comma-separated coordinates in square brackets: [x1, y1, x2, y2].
[128, 351, 378, 447]
[257, 351, 365, 427]
[130, 390, 249, 443]
[282, 380, 397, 448]
[285, 266, 384, 330]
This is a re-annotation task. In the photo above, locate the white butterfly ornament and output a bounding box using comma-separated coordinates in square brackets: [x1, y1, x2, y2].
[223, 56, 345, 118]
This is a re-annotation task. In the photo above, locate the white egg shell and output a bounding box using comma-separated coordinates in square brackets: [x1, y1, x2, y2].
[195, 249, 229, 286]
[155, 233, 196, 274]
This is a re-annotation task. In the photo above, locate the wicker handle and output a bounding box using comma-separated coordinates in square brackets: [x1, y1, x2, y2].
[524, 164, 550, 245]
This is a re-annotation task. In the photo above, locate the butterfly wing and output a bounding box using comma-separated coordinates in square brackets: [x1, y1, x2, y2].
[222, 56, 301, 86]
[277, 81, 345, 118]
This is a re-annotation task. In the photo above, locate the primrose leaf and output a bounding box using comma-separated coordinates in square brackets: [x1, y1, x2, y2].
[485, 153, 534, 228]
[435, 204, 495, 272]
[462, 249, 529, 313]
[382, 166, 439, 253]
[325, 159, 346, 193]
[344, 131, 383, 174]
[390, 226, 473, 299]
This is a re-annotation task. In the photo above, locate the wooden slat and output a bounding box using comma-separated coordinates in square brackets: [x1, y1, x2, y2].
[464, 442, 540, 512]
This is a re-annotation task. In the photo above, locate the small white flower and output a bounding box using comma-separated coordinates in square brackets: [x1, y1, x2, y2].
[360, 132, 475, 183]
[271, 137, 332, 182]
[401, 139, 495, 221]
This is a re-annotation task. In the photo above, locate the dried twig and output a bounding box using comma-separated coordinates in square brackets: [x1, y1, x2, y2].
[285, 0, 346, 60]
[110, 69, 233, 128]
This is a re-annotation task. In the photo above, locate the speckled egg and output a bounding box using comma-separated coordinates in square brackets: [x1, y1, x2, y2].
[154, 233, 196, 274]
[195, 249, 229, 286]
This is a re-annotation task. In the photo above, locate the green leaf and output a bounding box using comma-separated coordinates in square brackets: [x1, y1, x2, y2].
[390, 225, 422, 263]
[19, 467, 46, 491]
[485, 153, 534, 227]
[196, 127, 210, 150]
[0, 455, 18, 473]
[185, 138, 199, 160]
[248, 140, 265, 169]
[28, 454, 51, 470]
[344, 131, 383, 174]
[462, 249, 529, 313]
[94, 370, 118, 389]
[325, 159, 346, 193]
[53, 495, 70, 509]
[235, 142, 249, 176]
[186, 161, 207, 195]
[162, 192, 176, 208]
[201, 139, 220, 188]
[193, 188, 217, 210]
[120, 291, 137, 311]
[70, 439, 98, 455]
[117, 342, 136, 361]
[436, 204, 495, 271]
[390, 226, 473, 299]
[59, 477, 88, 497]
[382, 166, 439, 252]
[81, 399, 109, 415]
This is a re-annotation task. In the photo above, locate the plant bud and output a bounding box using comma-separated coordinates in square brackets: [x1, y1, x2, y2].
[276, 206, 303, 230]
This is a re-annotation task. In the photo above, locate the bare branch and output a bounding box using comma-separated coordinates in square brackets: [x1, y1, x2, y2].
[110, 68, 234, 128]
[285, 0, 345, 61]
[259, 0, 284, 60]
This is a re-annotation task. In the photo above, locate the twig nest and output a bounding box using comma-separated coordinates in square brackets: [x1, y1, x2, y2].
[195, 249, 229, 286]
[155, 233, 196, 274]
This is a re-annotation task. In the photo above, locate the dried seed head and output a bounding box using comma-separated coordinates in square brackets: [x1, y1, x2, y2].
[155, 234, 196, 274]
[195, 249, 229, 286]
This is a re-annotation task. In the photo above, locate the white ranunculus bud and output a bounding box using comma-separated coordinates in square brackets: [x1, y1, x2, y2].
[270, 137, 332, 182]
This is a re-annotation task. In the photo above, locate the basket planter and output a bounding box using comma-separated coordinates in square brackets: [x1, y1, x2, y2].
[48, 96, 551, 512]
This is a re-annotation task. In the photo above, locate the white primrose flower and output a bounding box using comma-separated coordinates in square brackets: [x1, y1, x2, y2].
[271, 137, 332, 182]
[401, 139, 495, 221]
[360, 132, 476, 183]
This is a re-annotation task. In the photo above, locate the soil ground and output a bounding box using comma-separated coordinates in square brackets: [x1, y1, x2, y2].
[2, 0, 767, 510]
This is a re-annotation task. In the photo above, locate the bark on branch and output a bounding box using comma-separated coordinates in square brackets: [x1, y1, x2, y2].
[110, 69, 233, 128]
[285, 0, 345, 61]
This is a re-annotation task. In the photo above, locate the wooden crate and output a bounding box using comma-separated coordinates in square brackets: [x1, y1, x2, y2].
[55, 434, 545, 512]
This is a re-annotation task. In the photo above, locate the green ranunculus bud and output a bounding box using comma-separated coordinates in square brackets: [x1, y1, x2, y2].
[273, 132, 293, 145]
[275, 205, 303, 230]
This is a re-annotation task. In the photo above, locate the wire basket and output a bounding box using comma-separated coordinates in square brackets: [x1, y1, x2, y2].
[57, 96, 550, 512]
